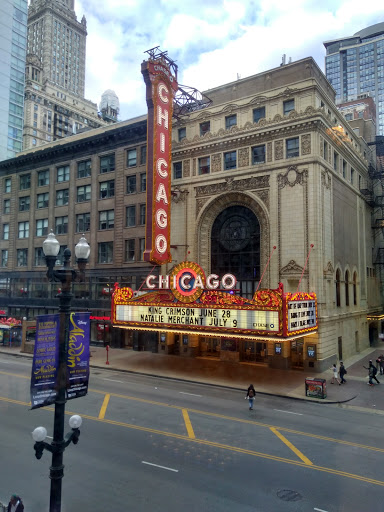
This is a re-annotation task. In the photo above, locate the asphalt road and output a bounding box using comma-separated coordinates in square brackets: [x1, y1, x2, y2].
[1, 354, 383, 512]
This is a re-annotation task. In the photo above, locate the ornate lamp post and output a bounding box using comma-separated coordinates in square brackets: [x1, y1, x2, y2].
[32, 231, 90, 512]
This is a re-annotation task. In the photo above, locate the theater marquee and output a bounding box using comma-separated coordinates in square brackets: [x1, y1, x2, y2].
[111, 262, 317, 339]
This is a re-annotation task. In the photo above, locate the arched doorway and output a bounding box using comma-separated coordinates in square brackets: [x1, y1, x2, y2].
[211, 205, 261, 298]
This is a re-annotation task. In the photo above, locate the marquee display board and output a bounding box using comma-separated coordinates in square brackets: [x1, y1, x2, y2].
[111, 262, 318, 339]
[141, 56, 178, 265]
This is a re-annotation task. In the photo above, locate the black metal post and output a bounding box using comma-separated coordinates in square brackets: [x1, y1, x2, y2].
[46, 249, 76, 512]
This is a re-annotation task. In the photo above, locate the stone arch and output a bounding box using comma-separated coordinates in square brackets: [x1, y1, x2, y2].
[196, 191, 270, 287]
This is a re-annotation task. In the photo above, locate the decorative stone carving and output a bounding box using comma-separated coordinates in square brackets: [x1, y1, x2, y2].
[275, 140, 284, 160]
[277, 166, 308, 189]
[192, 158, 196, 177]
[324, 261, 334, 277]
[183, 159, 190, 178]
[258, 118, 267, 127]
[280, 259, 306, 277]
[171, 186, 189, 203]
[196, 175, 269, 198]
[273, 114, 283, 122]
[301, 134, 311, 155]
[321, 169, 331, 189]
[211, 153, 221, 173]
[288, 110, 299, 119]
[250, 96, 268, 104]
[253, 189, 269, 210]
[238, 147, 249, 167]
[305, 106, 315, 114]
[196, 197, 210, 215]
[267, 142, 272, 162]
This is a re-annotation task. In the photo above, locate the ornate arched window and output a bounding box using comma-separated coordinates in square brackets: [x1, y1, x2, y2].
[336, 269, 341, 307]
[353, 271, 357, 305]
[345, 270, 350, 306]
[211, 205, 260, 298]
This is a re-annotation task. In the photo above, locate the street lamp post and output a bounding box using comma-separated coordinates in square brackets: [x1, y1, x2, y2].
[32, 231, 90, 512]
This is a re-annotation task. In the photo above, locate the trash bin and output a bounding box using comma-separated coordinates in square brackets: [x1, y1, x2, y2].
[305, 377, 327, 399]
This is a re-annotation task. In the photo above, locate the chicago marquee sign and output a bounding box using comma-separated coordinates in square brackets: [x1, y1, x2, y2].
[112, 262, 317, 339]
[141, 54, 178, 265]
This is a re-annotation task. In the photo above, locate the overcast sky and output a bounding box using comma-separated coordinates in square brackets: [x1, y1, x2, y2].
[74, 0, 384, 121]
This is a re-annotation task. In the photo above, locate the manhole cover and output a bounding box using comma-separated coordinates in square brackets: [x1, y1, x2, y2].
[276, 489, 302, 502]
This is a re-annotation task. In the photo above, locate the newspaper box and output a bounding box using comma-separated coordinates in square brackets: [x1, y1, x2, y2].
[305, 377, 327, 399]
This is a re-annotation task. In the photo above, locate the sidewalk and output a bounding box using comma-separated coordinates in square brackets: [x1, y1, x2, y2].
[1, 343, 384, 413]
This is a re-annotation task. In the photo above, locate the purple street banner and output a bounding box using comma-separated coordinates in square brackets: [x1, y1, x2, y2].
[30, 314, 60, 410]
[66, 312, 90, 400]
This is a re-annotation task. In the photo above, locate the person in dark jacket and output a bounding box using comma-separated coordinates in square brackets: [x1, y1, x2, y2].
[7, 494, 24, 512]
[339, 361, 347, 384]
[363, 360, 380, 386]
[246, 384, 256, 410]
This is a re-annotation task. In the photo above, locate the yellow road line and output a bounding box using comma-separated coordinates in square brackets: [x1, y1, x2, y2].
[0, 396, 30, 406]
[0, 370, 29, 379]
[270, 427, 313, 465]
[98, 393, 110, 420]
[182, 409, 195, 439]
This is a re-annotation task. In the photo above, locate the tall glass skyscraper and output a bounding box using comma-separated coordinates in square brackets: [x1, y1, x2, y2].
[0, 0, 28, 161]
[324, 22, 384, 136]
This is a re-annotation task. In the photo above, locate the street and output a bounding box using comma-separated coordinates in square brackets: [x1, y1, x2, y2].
[1, 353, 384, 512]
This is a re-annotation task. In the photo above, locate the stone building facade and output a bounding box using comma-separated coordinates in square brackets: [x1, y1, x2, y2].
[168, 57, 383, 370]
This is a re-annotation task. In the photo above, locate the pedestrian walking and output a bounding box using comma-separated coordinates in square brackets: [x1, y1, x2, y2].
[245, 384, 256, 410]
[7, 494, 24, 512]
[339, 361, 347, 384]
[330, 363, 340, 385]
[363, 360, 380, 386]
[376, 355, 384, 375]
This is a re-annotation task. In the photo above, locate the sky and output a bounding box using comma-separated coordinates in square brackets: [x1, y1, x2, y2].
[74, 0, 384, 121]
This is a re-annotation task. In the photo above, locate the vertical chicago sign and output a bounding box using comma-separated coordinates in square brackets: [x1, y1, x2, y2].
[141, 54, 178, 264]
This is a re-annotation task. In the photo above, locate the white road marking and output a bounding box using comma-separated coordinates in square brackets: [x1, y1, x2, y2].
[274, 409, 303, 416]
[314, 508, 328, 512]
[142, 461, 179, 472]
[102, 378, 124, 383]
[179, 392, 202, 397]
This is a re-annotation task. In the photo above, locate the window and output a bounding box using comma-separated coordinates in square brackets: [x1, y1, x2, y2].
[125, 239, 135, 261]
[323, 140, 328, 161]
[57, 165, 70, 182]
[38, 169, 49, 186]
[127, 175, 136, 194]
[1, 250, 8, 267]
[334, 151, 339, 172]
[3, 199, 10, 214]
[77, 184, 91, 202]
[37, 192, 49, 209]
[19, 196, 30, 212]
[139, 204, 146, 225]
[345, 113, 353, 121]
[100, 180, 114, 199]
[178, 127, 186, 141]
[173, 161, 182, 179]
[345, 270, 350, 306]
[351, 168, 355, 184]
[336, 269, 341, 307]
[140, 146, 147, 165]
[17, 248, 28, 267]
[3, 224, 9, 240]
[198, 156, 210, 175]
[56, 189, 69, 206]
[225, 115, 237, 130]
[98, 242, 113, 263]
[100, 154, 115, 173]
[19, 174, 31, 190]
[34, 247, 45, 266]
[99, 210, 114, 230]
[126, 205, 136, 227]
[4, 178, 11, 193]
[36, 218, 48, 237]
[77, 160, 91, 178]
[253, 107, 265, 123]
[76, 213, 90, 232]
[283, 99, 295, 115]
[18, 221, 29, 238]
[140, 173, 146, 192]
[200, 121, 210, 136]
[127, 149, 137, 167]
[224, 151, 237, 170]
[286, 137, 299, 158]
[55, 216, 68, 234]
[139, 238, 145, 261]
[342, 159, 346, 178]
[353, 271, 357, 305]
[252, 145, 266, 164]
